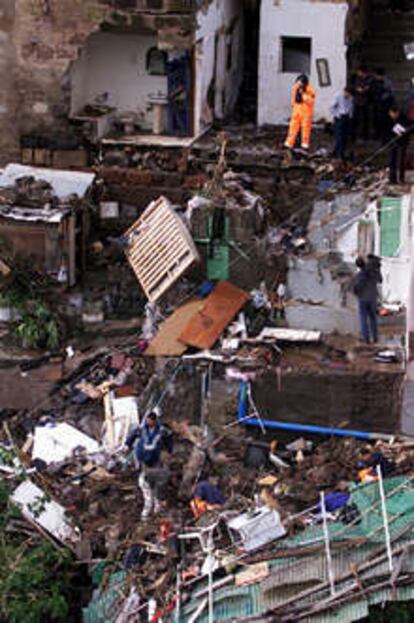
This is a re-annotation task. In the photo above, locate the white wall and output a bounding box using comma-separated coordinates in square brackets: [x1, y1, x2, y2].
[258, 0, 348, 125]
[337, 196, 413, 306]
[70, 32, 167, 131]
[194, 0, 243, 135]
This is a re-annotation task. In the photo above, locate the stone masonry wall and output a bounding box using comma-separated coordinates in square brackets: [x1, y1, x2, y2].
[0, 1, 19, 164]
[0, 0, 199, 164]
[10, 1, 113, 152]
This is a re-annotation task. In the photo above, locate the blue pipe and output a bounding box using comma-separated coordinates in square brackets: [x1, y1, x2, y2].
[237, 381, 394, 442]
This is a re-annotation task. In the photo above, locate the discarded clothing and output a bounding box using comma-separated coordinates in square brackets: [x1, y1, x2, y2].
[317, 491, 350, 513]
[194, 481, 225, 506]
[338, 503, 361, 525]
[191, 481, 225, 518]
[356, 452, 395, 482]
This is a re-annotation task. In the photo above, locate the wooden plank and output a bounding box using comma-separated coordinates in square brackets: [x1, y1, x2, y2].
[179, 281, 249, 350]
[132, 229, 187, 271]
[128, 216, 181, 261]
[139, 241, 191, 284]
[145, 299, 205, 356]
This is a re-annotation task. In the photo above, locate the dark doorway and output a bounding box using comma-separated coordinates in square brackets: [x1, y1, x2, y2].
[167, 51, 193, 136]
[234, 0, 261, 122]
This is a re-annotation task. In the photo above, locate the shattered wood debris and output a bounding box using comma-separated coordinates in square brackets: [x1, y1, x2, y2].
[0, 123, 411, 623]
[179, 281, 250, 350]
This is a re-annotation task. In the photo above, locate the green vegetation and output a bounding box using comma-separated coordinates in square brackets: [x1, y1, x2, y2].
[0, 481, 73, 623]
[0, 254, 60, 349]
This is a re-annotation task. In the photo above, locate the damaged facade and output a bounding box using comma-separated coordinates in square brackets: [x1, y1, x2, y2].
[0, 0, 245, 164]
[2, 1, 414, 623]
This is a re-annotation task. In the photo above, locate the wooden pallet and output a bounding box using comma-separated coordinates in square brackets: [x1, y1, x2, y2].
[124, 196, 199, 302]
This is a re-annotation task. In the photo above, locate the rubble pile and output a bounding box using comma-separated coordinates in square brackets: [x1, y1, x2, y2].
[0, 278, 409, 622]
[0, 126, 412, 623]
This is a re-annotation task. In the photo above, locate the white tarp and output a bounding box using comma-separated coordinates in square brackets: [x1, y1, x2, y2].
[32, 423, 100, 464]
[0, 164, 95, 199]
[12, 480, 81, 545]
[257, 328, 321, 342]
[0, 205, 70, 223]
[103, 395, 139, 451]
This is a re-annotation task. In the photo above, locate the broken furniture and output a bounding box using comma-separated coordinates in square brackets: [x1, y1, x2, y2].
[226, 506, 286, 552]
[0, 164, 95, 286]
[70, 108, 115, 142]
[124, 196, 199, 302]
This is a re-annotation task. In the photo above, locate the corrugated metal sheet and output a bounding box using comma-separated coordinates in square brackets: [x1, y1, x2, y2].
[172, 477, 414, 622]
[0, 205, 70, 223]
[0, 164, 95, 199]
[82, 571, 127, 623]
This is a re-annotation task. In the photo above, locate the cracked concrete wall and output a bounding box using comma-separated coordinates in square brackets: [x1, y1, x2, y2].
[286, 255, 359, 335]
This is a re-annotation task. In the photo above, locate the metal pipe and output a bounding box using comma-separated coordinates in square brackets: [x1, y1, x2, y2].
[175, 566, 181, 623]
[377, 464, 393, 573]
[321, 491, 336, 596]
[237, 382, 398, 442]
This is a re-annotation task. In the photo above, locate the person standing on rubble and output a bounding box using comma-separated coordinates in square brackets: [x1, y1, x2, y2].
[125, 411, 173, 521]
[352, 255, 382, 344]
[351, 65, 372, 141]
[371, 67, 395, 143]
[330, 85, 354, 160]
[284, 74, 316, 154]
[388, 105, 412, 184]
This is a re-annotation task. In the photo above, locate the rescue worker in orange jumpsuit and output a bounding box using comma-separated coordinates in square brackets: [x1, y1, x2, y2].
[284, 74, 317, 153]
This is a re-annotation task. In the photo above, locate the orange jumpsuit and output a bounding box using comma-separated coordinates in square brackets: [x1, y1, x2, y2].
[284, 81, 317, 149]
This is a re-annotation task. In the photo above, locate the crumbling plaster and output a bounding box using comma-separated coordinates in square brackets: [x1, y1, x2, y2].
[70, 32, 167, 130]
[194, 0, 244, 134]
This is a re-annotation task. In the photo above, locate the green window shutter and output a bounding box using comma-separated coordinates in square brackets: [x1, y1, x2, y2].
[380, 197, 402, 257]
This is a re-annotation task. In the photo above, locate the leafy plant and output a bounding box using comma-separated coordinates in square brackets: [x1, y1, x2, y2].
[15, 302, 59, 349]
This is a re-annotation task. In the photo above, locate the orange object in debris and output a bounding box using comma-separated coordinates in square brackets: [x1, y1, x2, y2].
[179, 281, 249, 350]
[159, 519, 174, 542]
[285, 79, 316, 149]
[358, 467, 378, 483]
[191, 497, 208, 518]
[190, 497, 222, 519]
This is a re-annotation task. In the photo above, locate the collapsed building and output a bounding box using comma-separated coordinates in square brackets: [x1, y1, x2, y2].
[1, 1, 414, 622]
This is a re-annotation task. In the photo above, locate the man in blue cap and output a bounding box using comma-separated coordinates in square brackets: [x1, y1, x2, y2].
[126, 411, 173, 520]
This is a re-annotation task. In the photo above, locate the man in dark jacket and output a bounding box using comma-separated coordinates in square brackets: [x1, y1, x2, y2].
[126, 411, 173, 520]
[351, 65, 372, 140]
[353, 255, 382, 344]
[371, 67, 395, 142]
[388, 106, 412, 184]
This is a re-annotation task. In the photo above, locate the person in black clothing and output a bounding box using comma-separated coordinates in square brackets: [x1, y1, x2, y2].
[352, 255, 382, 344]
[351, 65, 372, 141]
[388, 106, 412, 184]
[371, 67, 395, 142]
